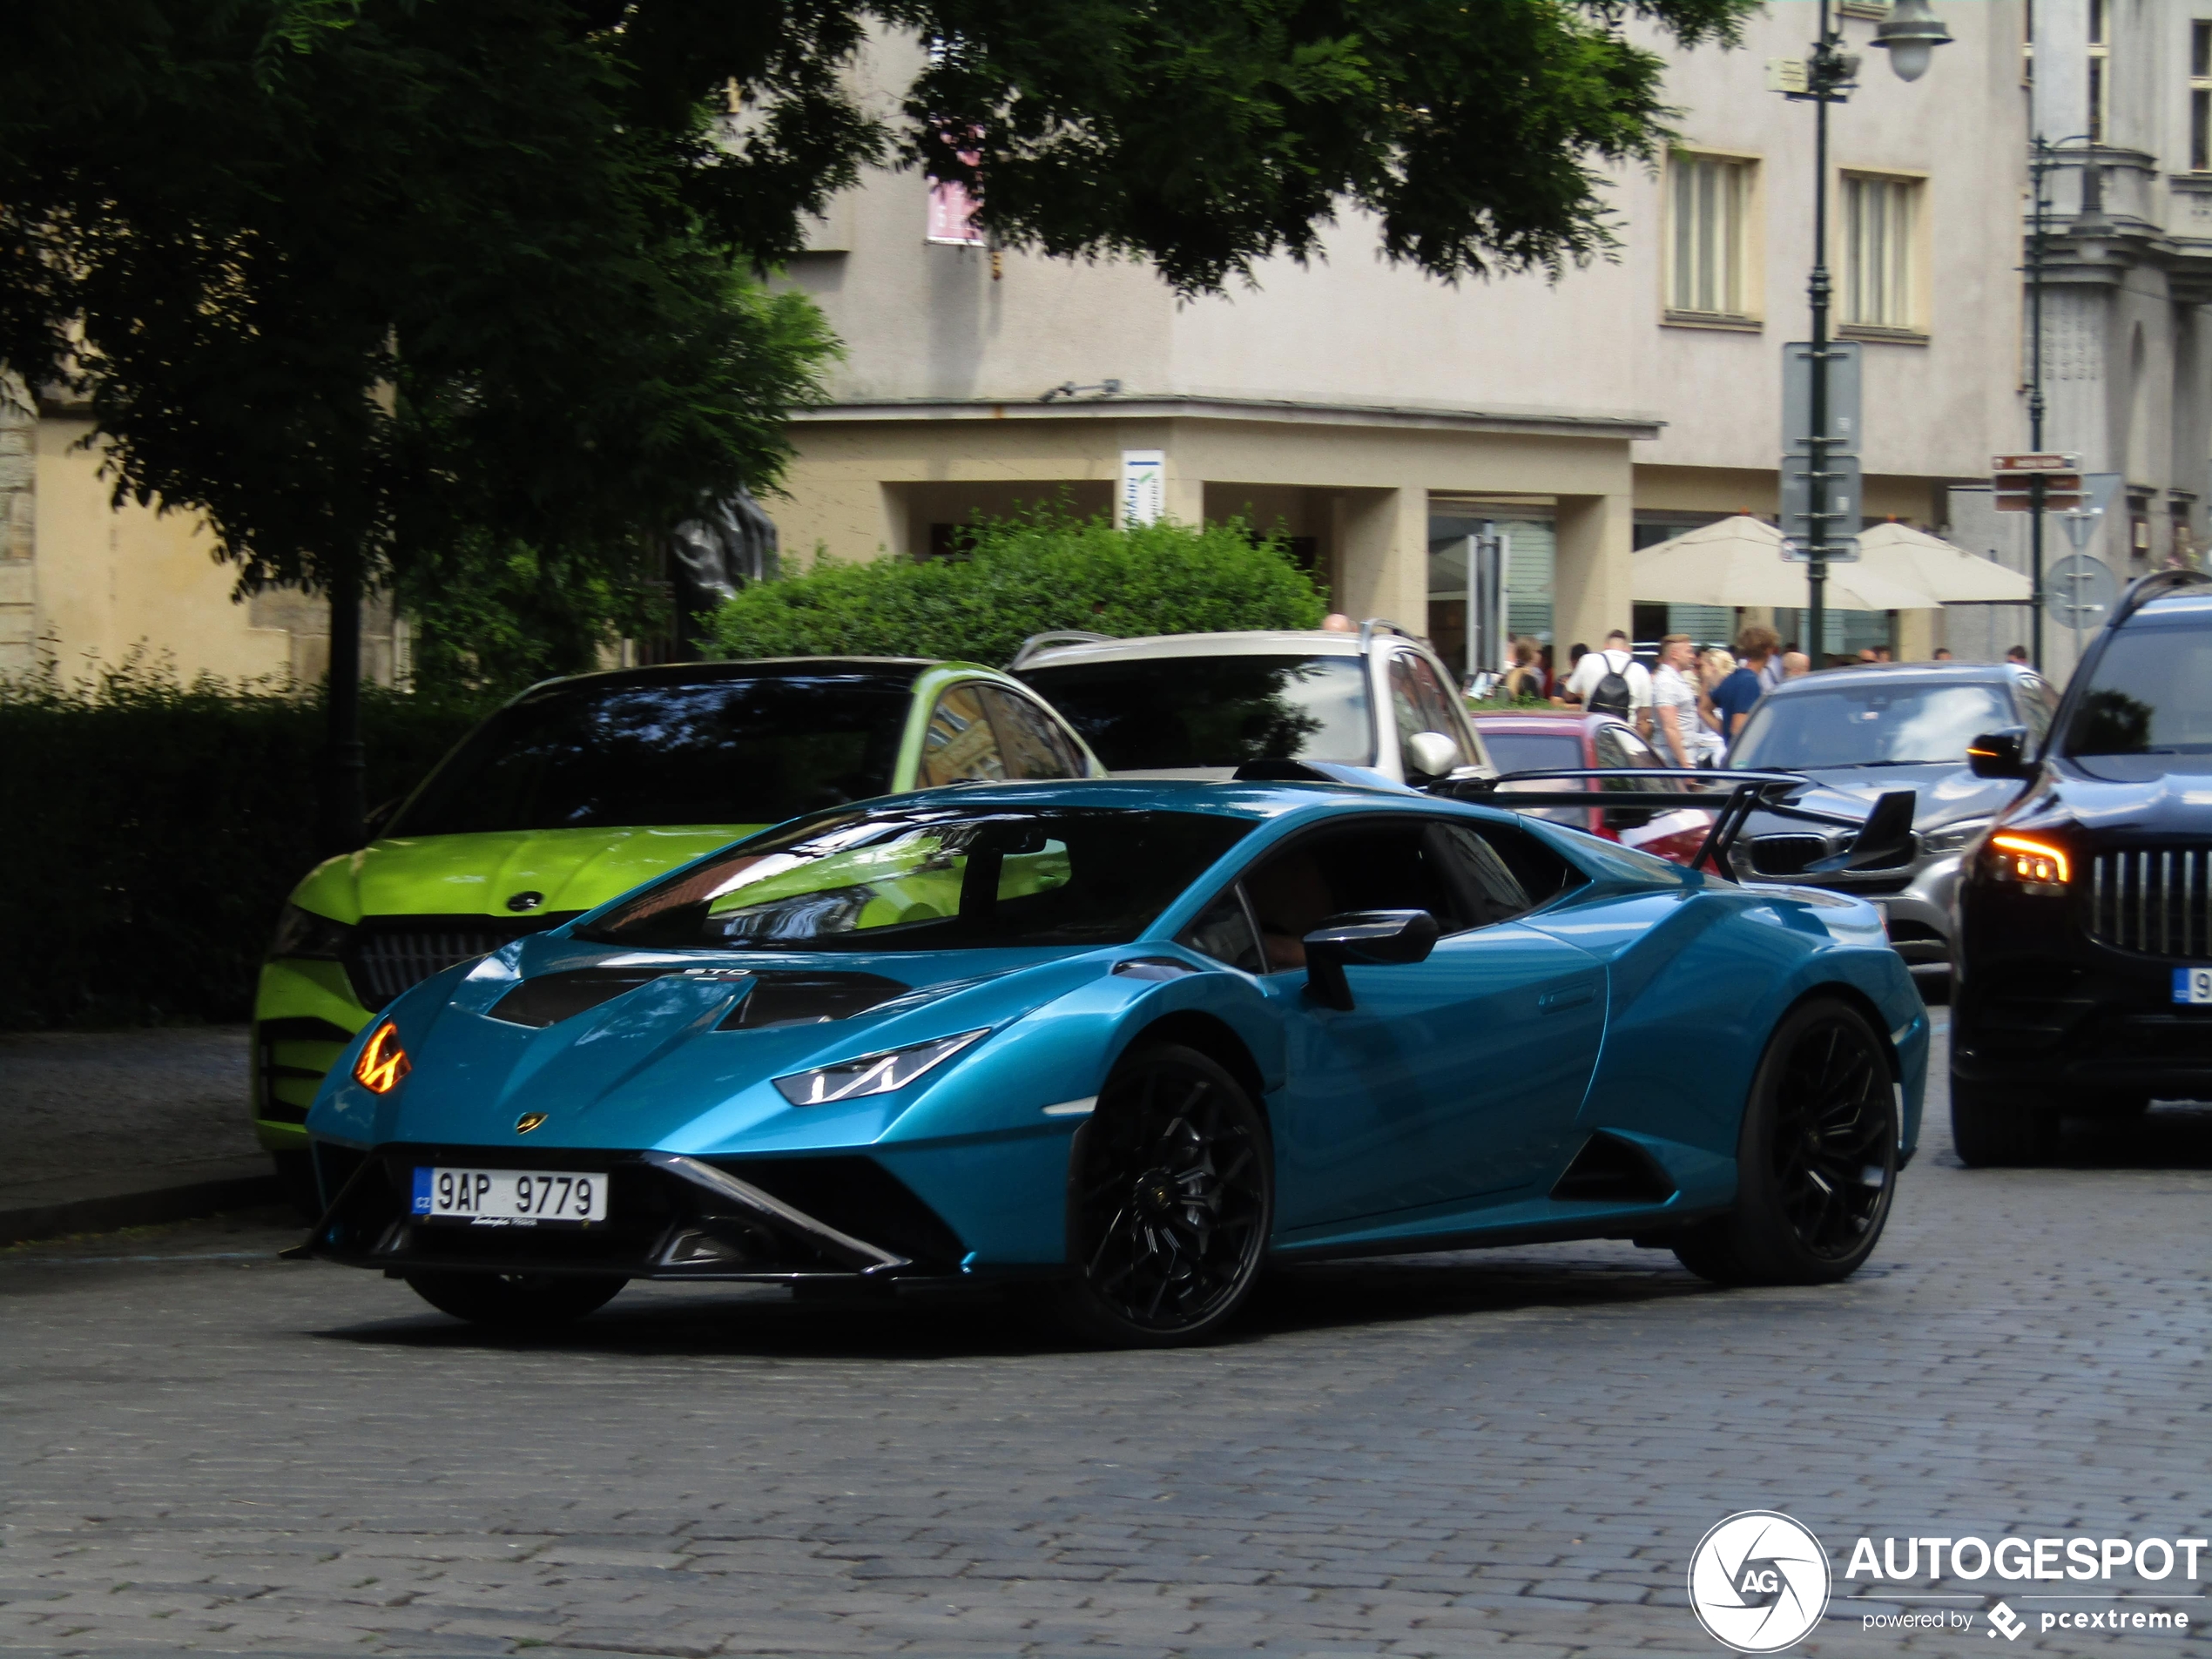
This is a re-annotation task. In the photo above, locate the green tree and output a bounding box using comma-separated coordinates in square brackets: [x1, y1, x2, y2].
[706, 510, 1325, 665]
[1, 0, 1753, 841]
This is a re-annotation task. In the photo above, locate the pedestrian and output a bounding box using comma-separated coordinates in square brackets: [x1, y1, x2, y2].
[1736, 624, 1784, 696]
[1552, 643, 1590, 706]
[1537, 644, 1555, 696]
[1856, 647, 1879, 665]
[1650, 634, 1711, 768]
[2006, 644, 2028, 664]
[1564, 629, 1651, 727]
[1322, 613, 1356, 633]
[1709, 636, 1766, 743]
[1695, 647, 1737, 763]
[1932, 646, 1953, 660]
[1782, 651, 1811, 679]
[1501, 637, 1546, 702]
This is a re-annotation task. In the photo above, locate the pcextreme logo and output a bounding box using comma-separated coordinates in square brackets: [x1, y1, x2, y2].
[1687, 1511, 1831, 1653]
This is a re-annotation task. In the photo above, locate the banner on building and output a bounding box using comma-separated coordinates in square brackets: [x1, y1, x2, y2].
[1120, 450, 1166, 527]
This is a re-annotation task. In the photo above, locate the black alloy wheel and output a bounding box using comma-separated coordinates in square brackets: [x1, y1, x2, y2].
[403, 1271, 625, 1329]
[1055, 1043, 1273, 1346]
[1674, 998, 1898, 1286]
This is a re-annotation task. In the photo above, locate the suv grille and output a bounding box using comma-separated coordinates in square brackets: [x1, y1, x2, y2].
[2087, 847, 2212, 958]
[346, 916, 576, 1008]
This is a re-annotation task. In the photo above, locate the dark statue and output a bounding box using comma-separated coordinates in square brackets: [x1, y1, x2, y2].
[668, 487, 779, 651]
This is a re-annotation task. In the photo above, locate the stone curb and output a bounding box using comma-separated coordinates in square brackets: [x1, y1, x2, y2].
[0, 1156, 280, 1246]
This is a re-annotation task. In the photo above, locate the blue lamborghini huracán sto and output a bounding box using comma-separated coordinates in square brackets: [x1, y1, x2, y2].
[300, 779, 1928, 1345]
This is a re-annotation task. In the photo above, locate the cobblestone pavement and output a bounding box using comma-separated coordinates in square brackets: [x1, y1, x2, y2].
[3, 1021, 2209, 1659]
[0, 1027, 253, 1191]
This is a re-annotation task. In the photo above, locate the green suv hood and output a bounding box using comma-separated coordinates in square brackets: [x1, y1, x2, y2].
[290, 825, 763, 923]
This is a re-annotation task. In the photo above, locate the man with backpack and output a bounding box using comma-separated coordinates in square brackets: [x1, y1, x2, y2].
[1562, 628, 1652, 733]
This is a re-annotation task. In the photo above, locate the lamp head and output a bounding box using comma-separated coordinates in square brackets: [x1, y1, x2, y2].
[1873, 0, 1952, 83]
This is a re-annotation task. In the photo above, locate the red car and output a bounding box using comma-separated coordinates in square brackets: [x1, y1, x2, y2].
[1471, 710, 1713, 866]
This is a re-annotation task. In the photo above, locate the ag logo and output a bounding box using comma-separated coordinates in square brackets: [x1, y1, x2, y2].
[1687, 1510, 1831, 1652]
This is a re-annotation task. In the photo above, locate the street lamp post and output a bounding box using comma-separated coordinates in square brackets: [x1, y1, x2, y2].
[1787, 0, 1949, 664]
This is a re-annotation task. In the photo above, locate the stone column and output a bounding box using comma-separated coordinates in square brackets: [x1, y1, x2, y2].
[1553, 492, 1635, 654]
[1330, 487, 1428, 629]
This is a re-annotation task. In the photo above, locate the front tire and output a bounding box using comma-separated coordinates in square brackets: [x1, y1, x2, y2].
[1950, 1075, 2061, 1166]
[404, 1271, 624, 1329]
[1052, 1043, 1272, 1347]
[1675, 998, 1898, 1286]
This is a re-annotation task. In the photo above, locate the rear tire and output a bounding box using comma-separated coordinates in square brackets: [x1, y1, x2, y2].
[1051, 1043, 1272, 1348]
[404, 1271, 624, 1329]
[1950, 1075, 2061, 1166]
[1674, 998, 1898, 1287]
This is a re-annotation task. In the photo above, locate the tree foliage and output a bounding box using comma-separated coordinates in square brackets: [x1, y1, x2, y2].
[705, 511, 1326, 666]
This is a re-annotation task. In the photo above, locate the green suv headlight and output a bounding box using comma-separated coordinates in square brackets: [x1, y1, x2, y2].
[270, 903, 355, 961]
[774, 1029, 988, 1106]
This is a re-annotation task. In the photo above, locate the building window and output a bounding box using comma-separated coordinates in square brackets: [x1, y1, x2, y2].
[2193, 23, 2212, 172]
[1666, 152, 1756, 320]
[1840, 172, 1922, 332]
[2087, 0, 2108, 144]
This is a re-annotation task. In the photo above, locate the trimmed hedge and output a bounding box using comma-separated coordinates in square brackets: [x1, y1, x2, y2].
[0, 664, 489, 1030]
[705, 510, 1327, 664]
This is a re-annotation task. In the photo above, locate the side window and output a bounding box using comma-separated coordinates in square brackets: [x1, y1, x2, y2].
[918, 684, 1008, 786]
[980, 685, 1084, 779]
[1441, 820, 1584, 914]
[1242, 820, 1465, 970]
[1389, 653, 1474, 773]
[1180, 887, 1264, 974]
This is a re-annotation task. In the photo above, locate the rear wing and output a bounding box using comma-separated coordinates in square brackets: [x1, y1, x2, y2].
[1434, 769, 1915, 878]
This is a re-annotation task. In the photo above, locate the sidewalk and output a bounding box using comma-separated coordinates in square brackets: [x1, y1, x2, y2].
[0, 1025, 278, 1244]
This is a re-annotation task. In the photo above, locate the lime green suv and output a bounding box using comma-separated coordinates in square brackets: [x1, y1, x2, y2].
[253, 658, 1102, 1201]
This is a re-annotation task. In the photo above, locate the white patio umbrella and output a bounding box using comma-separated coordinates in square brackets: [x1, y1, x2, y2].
[1630, 514, 1933, 610]
[1851, 521, 2034, 603]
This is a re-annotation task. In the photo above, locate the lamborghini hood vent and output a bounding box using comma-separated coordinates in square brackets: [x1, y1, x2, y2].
[487, 967, 678, 1028]
[718, 973, 909, 1030]
[488, 967, 913, 1031]
[1548, 1131, 1678, 1205]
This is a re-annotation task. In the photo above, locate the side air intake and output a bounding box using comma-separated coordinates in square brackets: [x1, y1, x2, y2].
[1548, 1132, 1679, 1205]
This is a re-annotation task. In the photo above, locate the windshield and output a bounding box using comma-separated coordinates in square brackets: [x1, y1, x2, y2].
[1483, 731, 1583, 776]
[1017, 655, 1372, 769]
[2062, 620, 2212, 757]
[1728, 680, 2013, 770]
[576, 806, 1254, 952]
[388, 673, 916, 836]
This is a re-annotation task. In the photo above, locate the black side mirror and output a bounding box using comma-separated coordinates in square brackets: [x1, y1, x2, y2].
[1966, 727, 2033, 779]
[1303, 909, 1440, 1011]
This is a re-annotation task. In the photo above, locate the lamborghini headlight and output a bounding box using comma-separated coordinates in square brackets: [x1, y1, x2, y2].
[1920, 817, 1992, 855]
[773, 1028, 989, 1106]
[354, 1021, 411, 1094]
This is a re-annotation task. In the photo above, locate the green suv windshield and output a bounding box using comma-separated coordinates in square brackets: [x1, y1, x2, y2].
[1017, 656, 1372, 769]
[389, 671, 915, 834]
[577, 805, 1253, 952]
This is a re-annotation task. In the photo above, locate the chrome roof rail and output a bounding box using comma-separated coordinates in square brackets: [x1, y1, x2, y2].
[1356, 617, 1413, 650]
[2111, 568, 2212, 629]
[1008, 630, 1113, 670]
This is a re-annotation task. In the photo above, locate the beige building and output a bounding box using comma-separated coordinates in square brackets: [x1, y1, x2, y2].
[3, 3, 2044, 682]
[775, 3, 2031, 667]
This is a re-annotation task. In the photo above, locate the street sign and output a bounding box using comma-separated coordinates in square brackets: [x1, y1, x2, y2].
[1781, 535, 1861, 564]
[2046, 552, 2119, 628]
[1784, 341, 1863, 454]
[1993, 453, 2079, 469]
[1779, 450, 1863, 550]
[1993, 452, 2084, 511]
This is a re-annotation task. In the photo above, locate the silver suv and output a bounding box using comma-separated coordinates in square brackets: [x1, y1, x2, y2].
[1011, 622, 1495, 789]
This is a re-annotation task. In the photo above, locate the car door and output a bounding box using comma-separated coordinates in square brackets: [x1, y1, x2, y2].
[1231, 814, 1604, 1231]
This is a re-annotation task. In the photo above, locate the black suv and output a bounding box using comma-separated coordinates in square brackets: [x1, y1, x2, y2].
[1951, 569, 2212, 1163]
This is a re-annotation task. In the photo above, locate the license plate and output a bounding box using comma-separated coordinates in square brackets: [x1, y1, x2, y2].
[412, 1166, 608, 1224]
[2175, 968, 2212, 1006]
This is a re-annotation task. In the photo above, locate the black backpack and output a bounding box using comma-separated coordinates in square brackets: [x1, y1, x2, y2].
[1587, 651, 1634, 717]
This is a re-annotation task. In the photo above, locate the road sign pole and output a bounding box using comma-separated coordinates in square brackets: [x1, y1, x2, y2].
[2031, 472, 2045, 670]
